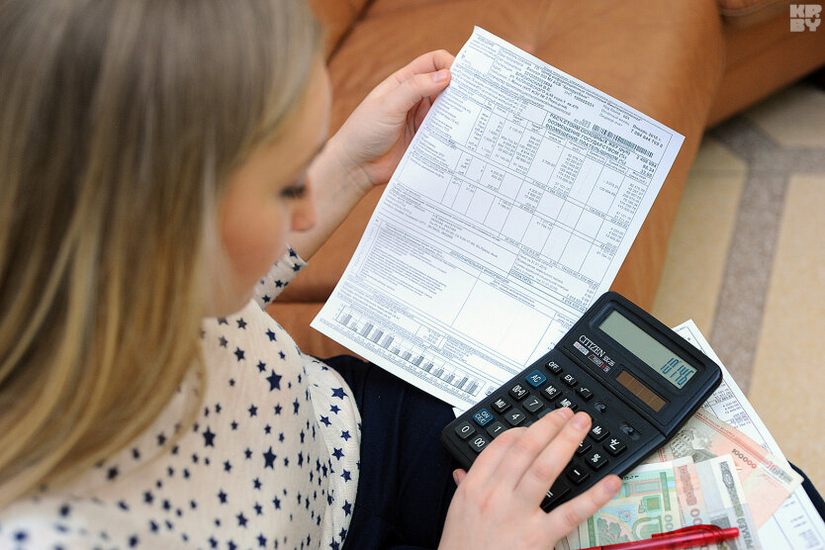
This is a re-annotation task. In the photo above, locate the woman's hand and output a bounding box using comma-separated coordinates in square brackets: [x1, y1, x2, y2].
[325, 49, 455, 192]
[292, 50, 454, 260]
[438, 408, 621, 550]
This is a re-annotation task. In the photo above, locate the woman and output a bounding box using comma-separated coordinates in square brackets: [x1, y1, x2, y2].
[0, 1, 620, 547]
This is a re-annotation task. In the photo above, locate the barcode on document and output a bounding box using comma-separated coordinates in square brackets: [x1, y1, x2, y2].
[592, 125, 654, 158]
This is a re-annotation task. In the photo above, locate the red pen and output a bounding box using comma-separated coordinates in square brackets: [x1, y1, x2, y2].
[578, 524, 740, 550]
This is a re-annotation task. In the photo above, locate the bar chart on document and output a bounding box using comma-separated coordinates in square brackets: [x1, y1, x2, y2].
[312, 27, 684, 410]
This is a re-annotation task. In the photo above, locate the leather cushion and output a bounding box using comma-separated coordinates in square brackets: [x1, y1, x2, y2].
[281, 0, 725, 308]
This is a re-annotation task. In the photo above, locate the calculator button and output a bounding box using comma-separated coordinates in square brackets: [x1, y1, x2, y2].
[523, 395, 545, 413]
[589, 425, 609, 442]
[525, 369, 547, 388]
[593, 401, 607, 413]
[491, 396, 511, 413]
[566, 465, 590, 485]
[576, 441, 592, 456]
[486, 422, 507, 439]
[585, 451, 609, 470]
[542, 384, 561, 401]
[546, 361, 563, 375]
[576, 386, 593, 400]
[544, 485, 571, 506]
[472, 408, 494, 427]
[505, 408, 526, 426]
[555, 397, 578, 411]
[509, 383, 529, 401]
[468, 434, 490, 454]
[536, 409, 552, 420]
[605, 437, 627, 456]
[619, 422, 639, 440]
[562, 374, 577, 387]
[454, 421, 475, 440]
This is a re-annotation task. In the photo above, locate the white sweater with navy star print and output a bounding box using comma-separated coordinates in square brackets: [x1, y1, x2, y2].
[0, 249, 361, 550]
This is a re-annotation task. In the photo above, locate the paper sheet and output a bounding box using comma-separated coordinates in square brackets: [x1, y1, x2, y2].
[673, 320, 825, 550]
[312, 27, 684, 410]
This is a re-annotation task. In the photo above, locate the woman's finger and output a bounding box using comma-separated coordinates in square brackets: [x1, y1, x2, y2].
[491, 408, 574, 491]
[543, 475, 622, 540]
[411, 95, 432, 131]
[368, 50, 454, 100]
[459, 425, 526, 487]
[392, 49, 455, 82]
[381, 69, 450, 118]
[515, 411, 592, 506]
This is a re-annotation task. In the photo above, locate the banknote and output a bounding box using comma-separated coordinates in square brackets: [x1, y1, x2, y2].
[695, 455, 761, 550]
[561, 525, 578, 550]
[568, 455, 762, 550]
[672, 456, 719, 549]
[577, 461, 682, 546]
[649, 408, 802, 527]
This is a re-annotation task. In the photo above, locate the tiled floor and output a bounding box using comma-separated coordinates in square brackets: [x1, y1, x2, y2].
[652, 81, 825, 490]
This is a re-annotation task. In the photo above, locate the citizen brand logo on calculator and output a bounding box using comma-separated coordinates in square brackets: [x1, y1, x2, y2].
[574, 334, 616, 373]
[577, 335, 611, 362]
[441, 291, 723, 512]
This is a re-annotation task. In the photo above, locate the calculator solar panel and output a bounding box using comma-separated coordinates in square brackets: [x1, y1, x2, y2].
[441, 292, 722, 511]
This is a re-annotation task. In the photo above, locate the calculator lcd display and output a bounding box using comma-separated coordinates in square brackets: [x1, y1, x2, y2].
[599, 310, 697, 389]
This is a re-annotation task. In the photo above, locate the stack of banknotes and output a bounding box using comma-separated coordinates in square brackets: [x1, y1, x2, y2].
[559, 409, 803, 550]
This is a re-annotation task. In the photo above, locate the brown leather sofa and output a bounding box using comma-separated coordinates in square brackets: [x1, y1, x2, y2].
[270, 0, 825, 358]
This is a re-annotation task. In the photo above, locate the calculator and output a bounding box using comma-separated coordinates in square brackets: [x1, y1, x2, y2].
[441, 291, 722, 511]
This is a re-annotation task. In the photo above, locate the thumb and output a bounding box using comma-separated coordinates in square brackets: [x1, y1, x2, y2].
[452, 468, 468, 486]
[386, 69, 451, 116]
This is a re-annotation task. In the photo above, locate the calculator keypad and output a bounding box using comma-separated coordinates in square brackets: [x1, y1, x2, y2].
[543, 384, 561, 400]
[526, 370, 547, 387]
[523, 395, 545, 413]
[566, 466, 589, 484]
[504, 409, 526, 426]
[491, 397, 511, 413]
[585, 451, 609, 470]
[577, 386, 593, 400]
[605, 437, 627, 456]
[468, 434, 489, 453]
[555, 397, 578, 411]
[450, 353, 651, 512]
[509, 384, 529, 401]
[589, 425, 609, 442]
[544, 486, 570, 506]
[454, 421, 475, 440]
[486, 422, 507, 438]
[546, 361, 563, 375]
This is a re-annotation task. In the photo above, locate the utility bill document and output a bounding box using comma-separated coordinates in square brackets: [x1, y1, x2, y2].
[312, 27, 684, 410]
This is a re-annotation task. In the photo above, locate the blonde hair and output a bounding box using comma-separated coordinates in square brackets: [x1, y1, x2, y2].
[0, 0, 321, 507]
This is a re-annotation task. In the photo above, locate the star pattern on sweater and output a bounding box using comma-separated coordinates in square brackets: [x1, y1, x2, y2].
[1, 248, 359, 550]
